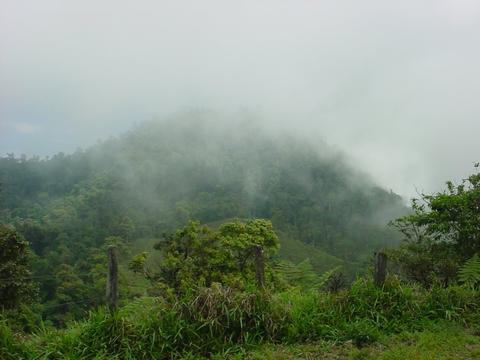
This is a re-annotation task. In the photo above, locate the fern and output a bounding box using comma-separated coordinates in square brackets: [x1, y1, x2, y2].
[274, 259, 340, 291]
[458, 253, 480, 288]
[315, 267, 341, 290]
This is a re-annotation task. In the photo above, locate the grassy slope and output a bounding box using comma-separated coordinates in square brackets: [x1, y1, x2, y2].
[234, 323, 480, 360]
[277, 231, 348, 274]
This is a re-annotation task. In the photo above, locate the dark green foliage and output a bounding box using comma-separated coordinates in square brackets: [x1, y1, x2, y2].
[0, 225, 37, 309]
[391, 164, 480, 287]
[325, 271, 346, 293]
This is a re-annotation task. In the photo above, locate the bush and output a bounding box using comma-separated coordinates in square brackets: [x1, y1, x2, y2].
[338, 277, 422, 331]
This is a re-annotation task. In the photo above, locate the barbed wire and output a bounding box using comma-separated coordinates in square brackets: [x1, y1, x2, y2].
[41, 296, 105, 310]
[0, 271, 107, 282]
[0, 252, 152, 311]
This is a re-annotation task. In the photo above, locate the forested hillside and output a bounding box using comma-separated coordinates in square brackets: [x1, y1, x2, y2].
[2, 115, 480, 360]
[0, 113, 406, 324]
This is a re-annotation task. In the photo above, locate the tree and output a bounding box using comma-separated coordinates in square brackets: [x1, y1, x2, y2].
[0, 224, 37, 309]
[218, 219, 279, 280]
[15, 219, 56, 256]
[391, 164, 480, 286]
[131, 219, 280, 293]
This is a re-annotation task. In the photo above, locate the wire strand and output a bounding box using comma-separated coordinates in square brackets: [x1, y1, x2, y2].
[0, 272, 107, 282]
[42, 297, 104, 310]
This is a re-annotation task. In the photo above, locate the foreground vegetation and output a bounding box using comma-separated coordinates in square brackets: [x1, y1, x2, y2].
[1, 277, 479, 359]
[1, 117, 480, 358]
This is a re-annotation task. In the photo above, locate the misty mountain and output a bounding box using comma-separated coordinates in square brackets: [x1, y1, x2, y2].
[0, 112, 407, 268]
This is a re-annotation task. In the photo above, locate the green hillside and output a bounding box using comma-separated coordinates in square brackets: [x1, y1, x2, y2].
[2, 114, 480, 359]
[0, 112, 407, 322]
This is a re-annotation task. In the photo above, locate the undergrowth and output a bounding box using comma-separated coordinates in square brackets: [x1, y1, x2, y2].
[2, 277, 479, 359]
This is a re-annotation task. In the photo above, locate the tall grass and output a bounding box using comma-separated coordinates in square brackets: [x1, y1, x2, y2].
[3, 277, 480, 359]
[0, 319, 29, 360]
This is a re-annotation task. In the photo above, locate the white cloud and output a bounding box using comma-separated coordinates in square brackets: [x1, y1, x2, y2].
[0, 0, 479, 197]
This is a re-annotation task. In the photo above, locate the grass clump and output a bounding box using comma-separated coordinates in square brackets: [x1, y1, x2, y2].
[0, 320, 29, 360]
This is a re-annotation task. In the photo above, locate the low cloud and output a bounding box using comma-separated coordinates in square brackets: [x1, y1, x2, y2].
[1, 0, 479, 198]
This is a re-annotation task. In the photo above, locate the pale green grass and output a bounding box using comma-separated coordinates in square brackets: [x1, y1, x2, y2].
[231, 323, 480, 360]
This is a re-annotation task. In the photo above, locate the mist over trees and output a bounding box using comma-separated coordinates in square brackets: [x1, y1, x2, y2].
[1, 113, 480, 359]
[0, 112, 406, 323]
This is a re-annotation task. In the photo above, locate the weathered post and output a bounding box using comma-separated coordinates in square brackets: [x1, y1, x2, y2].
[374, 251, 387, 286]
[254, 245, 265, 289]
[106, 245, 119, 310]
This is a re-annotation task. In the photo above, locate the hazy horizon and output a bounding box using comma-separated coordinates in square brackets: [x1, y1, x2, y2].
[1, 0, 480, 199]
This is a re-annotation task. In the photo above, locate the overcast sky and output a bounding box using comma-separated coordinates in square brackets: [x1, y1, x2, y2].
[1, 0, 479, 199]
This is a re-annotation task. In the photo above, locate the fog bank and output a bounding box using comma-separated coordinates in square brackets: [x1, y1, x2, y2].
[1, 0, 480, 198]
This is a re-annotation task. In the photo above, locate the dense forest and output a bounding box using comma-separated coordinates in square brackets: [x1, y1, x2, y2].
[1, 114, 480, 359]
[0, 113, 406, 324]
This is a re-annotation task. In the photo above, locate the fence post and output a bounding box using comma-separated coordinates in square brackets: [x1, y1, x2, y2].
[254, 245, 265, 289]
[106, 245, 119, 310]
[374, 251, 387, 286]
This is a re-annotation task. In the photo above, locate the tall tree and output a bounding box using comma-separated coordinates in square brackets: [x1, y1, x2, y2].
[0, 224, 37, 309]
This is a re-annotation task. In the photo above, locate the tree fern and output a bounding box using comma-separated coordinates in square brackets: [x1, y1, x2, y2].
[274, 259, 340, 291]
[315, 266, 341, 290]
[458, 253, 480, 288]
